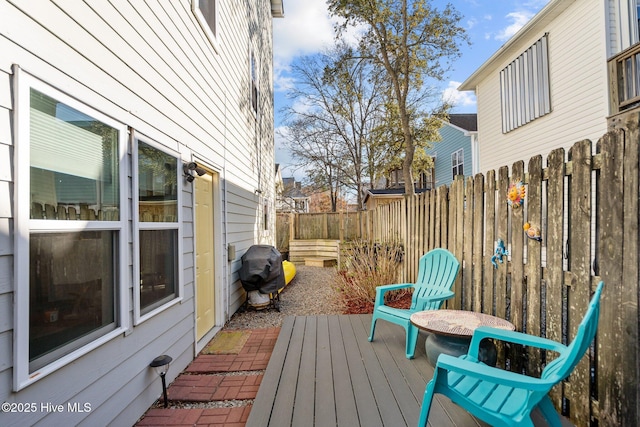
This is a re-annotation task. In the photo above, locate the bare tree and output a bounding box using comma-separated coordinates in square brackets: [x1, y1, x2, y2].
[280, 43, 388, 210]
[280, 116, 345, 211]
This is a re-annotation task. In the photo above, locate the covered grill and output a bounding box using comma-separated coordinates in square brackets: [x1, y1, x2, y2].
[239, 245, 285, 310]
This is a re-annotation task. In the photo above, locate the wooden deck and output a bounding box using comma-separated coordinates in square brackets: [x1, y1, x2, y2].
[246, 314, 484, 427]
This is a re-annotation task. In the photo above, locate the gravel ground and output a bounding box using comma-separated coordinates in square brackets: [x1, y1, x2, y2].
[224, 265, 344, 329]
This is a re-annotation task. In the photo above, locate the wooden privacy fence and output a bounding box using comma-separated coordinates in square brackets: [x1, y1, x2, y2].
[371, 127, 638, 426]
[277, 211, 372, 245]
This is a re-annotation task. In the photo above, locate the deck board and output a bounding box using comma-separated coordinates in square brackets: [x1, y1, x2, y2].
[291, 316, 316, 427]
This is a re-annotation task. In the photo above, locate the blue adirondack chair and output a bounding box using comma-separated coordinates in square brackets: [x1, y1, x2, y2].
[417, 281, 604, 427]
[368, 248, 460, 359]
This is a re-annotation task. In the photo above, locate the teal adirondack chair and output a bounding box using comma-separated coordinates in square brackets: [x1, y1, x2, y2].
[369, 248, 460, 359]
[417, 281, 604, 427]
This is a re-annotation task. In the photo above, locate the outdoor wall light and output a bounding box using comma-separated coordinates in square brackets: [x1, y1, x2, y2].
[183, 162, 206, 182]
[149, 354, 172, 408]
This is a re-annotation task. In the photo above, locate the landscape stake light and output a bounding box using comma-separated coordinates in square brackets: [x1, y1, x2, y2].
[150, 354, 172, 408]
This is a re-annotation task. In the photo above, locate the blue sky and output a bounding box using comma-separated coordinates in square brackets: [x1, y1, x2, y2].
[273, 0, 551, 178]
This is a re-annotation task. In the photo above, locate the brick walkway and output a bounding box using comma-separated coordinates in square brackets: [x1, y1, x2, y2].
[135, 327, 280, 427]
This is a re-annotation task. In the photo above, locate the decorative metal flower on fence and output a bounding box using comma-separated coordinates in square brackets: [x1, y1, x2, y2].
[507, 180, 526, 208]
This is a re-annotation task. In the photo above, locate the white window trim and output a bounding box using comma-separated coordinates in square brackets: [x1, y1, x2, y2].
[192, 0, 220, 53]
[452, 148, 464, 180]
[132, 131, 183, 325]
[13, 68, 129, 391]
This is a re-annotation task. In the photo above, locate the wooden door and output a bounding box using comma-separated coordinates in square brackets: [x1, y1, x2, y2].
[195, 172, 215, 340]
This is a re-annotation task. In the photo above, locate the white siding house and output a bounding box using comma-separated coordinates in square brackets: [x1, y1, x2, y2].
[0, 1, 281, 425]
[459, 0, 639, 173]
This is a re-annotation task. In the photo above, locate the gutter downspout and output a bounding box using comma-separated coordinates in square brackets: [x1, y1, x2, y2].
[223, 89, 230, 323]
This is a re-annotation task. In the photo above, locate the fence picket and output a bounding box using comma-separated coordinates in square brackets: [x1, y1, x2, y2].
[509, 160, 526, 372]
[484, 170, 496, 316]
[463, 176, 474, 311]
[545, 147, 565, 408]
[526, 155, 543, 376]
[472, 174, 484, 313]
[452, 177, 464, 310]
[597, 129, 630, 426]
[567, 139, 593, 426]
[618, 124, 639, 425]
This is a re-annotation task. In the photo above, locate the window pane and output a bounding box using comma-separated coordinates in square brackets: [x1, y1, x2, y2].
[251, 52, 258, 112]
[138, 142, 178, 222]
[140, 230, 178, 314]
[30, 89, 119, 220]
[199, 0, 216, 35]
[29, 231, 117, 370]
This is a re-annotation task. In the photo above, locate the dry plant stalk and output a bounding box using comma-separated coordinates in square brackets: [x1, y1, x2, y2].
[334, 240, 404, 313]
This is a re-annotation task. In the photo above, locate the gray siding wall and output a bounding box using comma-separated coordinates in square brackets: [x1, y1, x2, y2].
[0, 0, 275, 425]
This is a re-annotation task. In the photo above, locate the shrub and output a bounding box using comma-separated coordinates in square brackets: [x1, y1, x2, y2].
[334, 240, 407, 314]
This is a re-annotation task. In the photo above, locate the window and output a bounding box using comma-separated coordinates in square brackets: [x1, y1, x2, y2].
[193, 0, 219, 50]
[419, 169, 435, 189]
[15, 73, 127, 388]
[500, 34, 551, 133]
[263, 201, 269, 230]
[251, 50, 258, 113]
[134, 139, 181, 321]
[452, 149, 464, 180]
[294, 199, 307, 212]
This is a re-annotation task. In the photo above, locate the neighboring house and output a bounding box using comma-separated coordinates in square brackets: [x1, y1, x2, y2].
[424, 114, 478, 187]
[0, 1, 283, 426]
[277, 177, 310, 213]
[458, 0, 640, 174]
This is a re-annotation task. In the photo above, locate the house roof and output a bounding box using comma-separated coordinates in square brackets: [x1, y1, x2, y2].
[363, 187, 429, 204]
[448, 114, 477, 132]
[282, 177, 308, 199]
[459, 0, 572, 91]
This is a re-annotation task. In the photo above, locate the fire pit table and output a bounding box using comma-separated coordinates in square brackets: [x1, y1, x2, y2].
[410, 309, 515, 367]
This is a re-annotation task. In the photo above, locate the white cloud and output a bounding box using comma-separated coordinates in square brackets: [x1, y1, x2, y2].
[273, 0, 335, 80]
[466, 17, 477, 30]
[272, 0, 365, 92]
[442, 81, 476, 110]
[494, 11, 534, 41]
[274, 72, 295, 93]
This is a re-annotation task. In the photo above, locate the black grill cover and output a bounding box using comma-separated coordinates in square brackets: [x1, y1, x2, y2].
[239, 245, 285, 294]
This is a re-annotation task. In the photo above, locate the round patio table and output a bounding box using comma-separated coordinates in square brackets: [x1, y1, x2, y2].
[410, 309, 515, 367]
